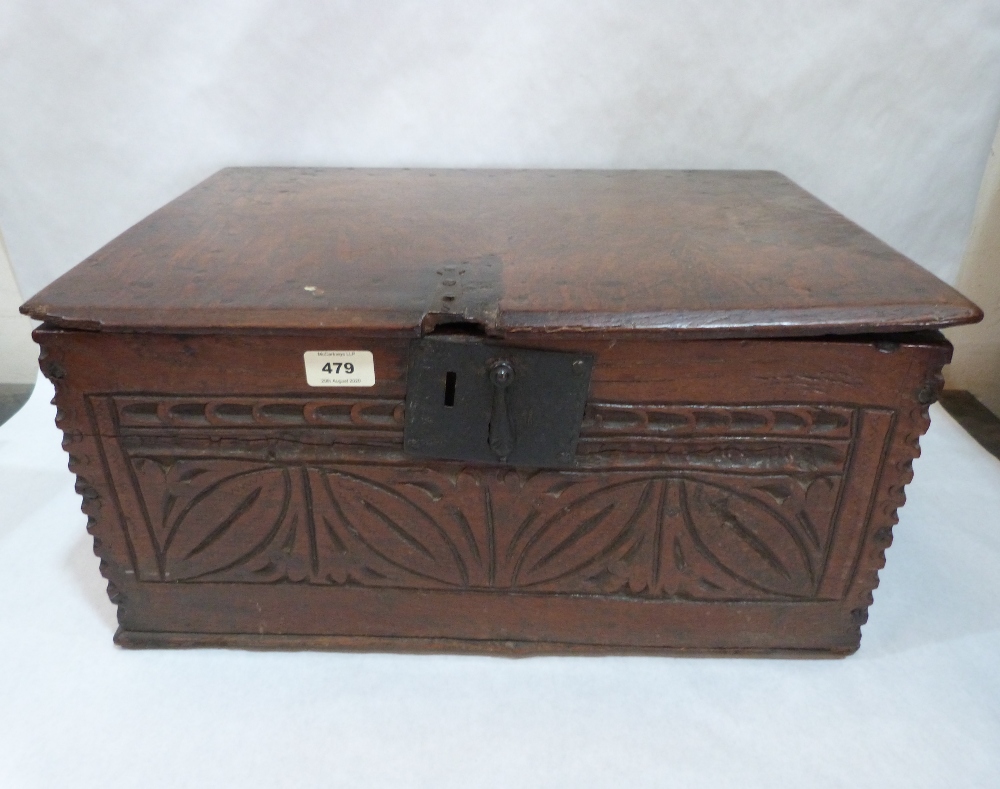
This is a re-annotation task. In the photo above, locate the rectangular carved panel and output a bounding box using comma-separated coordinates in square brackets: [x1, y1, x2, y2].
[122, 461, 850, 602]
[90, 395, 891, 604]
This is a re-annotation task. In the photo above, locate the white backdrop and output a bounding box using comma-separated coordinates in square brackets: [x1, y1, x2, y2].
[3, 6, 1000, 787]
[2, 0, 1000, 298]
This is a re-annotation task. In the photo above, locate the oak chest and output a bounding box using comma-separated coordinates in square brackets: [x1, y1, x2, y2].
[22, 168, 982, 655]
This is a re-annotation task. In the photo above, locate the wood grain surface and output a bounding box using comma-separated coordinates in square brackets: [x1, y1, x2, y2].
[22, 168, 981, 337]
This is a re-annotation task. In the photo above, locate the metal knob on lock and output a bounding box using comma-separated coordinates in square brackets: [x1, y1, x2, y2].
[488, 360, 515, 460]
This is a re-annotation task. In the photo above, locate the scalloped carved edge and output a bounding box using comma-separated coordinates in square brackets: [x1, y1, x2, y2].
[845, 364, 946, 640]
[114, 394, 405, 431]
[111, 394, 855, 441]
[38, 338, 129, 619]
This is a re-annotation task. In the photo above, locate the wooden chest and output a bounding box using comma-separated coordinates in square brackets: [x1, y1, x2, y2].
[22, 169, 982, 656]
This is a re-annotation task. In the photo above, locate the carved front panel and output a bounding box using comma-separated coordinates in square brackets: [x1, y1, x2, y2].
[126, 460, 845, 601]
[87, 394, 890, 603]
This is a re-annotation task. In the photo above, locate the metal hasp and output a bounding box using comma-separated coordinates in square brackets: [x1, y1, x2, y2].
[404, 336, 594, 467]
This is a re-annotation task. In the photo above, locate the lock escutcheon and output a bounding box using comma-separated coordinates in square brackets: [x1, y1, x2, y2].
[403, 336, 593, 467]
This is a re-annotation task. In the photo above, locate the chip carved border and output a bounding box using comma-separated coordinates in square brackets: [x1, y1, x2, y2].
[843, 365, 946, 638]
[38, 340, 131, 619]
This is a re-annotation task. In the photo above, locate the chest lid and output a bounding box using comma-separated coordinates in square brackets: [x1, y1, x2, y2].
[21, 168, 981, 338]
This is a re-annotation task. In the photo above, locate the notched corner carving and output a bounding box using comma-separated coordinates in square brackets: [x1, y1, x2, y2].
[846, 360, 947, 633]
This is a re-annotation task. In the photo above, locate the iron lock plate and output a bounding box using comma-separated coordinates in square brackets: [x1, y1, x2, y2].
[403, 337, 594, 467]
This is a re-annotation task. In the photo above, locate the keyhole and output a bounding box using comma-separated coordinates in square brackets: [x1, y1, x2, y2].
[444, 371, 457, 407]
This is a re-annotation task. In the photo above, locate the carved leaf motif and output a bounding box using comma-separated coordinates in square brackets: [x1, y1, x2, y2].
[680, 479, 814, 597]
[124, 453, 842, 600]
[513, 479, 656, 588]
[319, 470, 469, 586]
[801, 475, 838, 551]
[163, 467, 291, 580]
